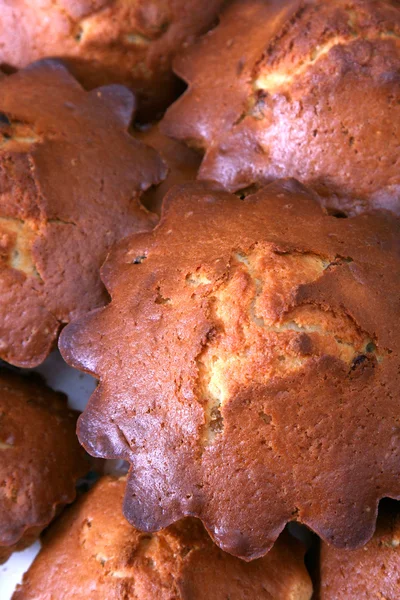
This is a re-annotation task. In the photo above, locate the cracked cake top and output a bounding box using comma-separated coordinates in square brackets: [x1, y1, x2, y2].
[0, 0, 225, 120]
[13, 476, 313, 600]
[0, 59, 165, 367]
[60, 179, 400, 560]
[320, 504, 400, 599]
[0, 369, 88, 564]
[162, 0, 400, 215]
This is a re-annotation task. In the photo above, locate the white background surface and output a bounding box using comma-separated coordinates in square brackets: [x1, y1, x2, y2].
[0, 351, 97, 597]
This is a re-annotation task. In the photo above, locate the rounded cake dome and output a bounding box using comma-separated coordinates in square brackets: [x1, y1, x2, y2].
[60, 180, 400, 559]
[162, 0, 400, 215]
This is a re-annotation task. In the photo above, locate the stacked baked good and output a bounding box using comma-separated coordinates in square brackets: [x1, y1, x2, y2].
[320, 503, 400, 599]
[1, 1, 400, 598]
[60, 178, 400, 559]
[0, 60, 165, 367]
[0, 0, 225, 119]
[162, 0, 400, 215]
[13, 476, 313, 599]
[0, 370, 88, 564]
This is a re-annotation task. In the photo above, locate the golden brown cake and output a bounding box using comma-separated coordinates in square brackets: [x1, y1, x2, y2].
[0, 369, 88, 564]
[60, 179, 400, 560]
[136, 123, 201, 215]
[0, 59, 165, 368]
[0, 0, 225, 120]
[320, 504, 400, 599]
[162, 0, 400, 215]
[13, 476, 313, 600]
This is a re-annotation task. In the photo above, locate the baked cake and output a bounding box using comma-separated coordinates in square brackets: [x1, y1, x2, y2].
[0, 59, 165, 367]
[162, 0, 400, 215]
[60, 180, 400, 559]
[0, 0, 225, 119]
[14, 476, 313, 599]
[0, 369, 88, 564]
[320, 504, 400, 599]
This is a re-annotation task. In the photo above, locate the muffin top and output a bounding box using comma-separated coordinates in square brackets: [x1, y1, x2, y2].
[13, 475, 312, 600]
[0, 59, 165, 367]
[60, 179, 400, 559]
[320, 504, 400, 599]
[162, 0, 400, 215]
[0, 369, 88, 562]
[0, 0, 225, 119]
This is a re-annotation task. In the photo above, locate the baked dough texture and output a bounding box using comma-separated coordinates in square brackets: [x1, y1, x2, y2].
[13, 476, 313, 600]
[60, 179, 400, 559]
[0, 0, 225, 119]
[162, 0, 400, 215]
[0, 369, 88, 564]
[136, 123, 201, 215]
[320, 504, 400, 599]
[0, 59, 165, 367]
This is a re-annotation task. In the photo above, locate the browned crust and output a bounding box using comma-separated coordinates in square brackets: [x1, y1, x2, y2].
[320, 504, 400, 599]
[13, 476, 312, 599]
[60, 179, 400, 560]
[162, 0, 400, 215]
[135, 123, 201, 215]
[0, 369, 89, 563]
[0, 0, 226, 119]
[0, 59, 166, 367]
